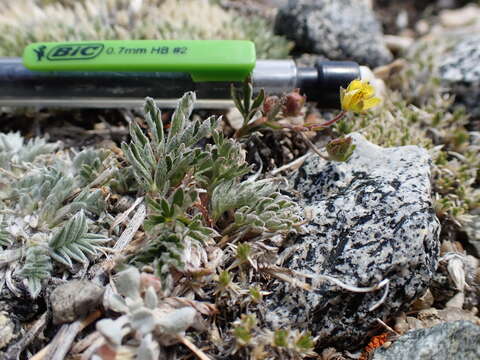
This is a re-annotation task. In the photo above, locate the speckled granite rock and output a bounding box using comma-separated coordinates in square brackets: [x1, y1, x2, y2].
[265, 133, 440, 349]
[372, 321, 480, 360]
[439, 35, 480, 117]
[274, 0, 392, 67]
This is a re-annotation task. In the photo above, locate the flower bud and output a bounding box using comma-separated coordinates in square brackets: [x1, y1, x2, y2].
[263, 95, 280, 115]
[282, 89, 306, 117]
[326, 136, 356, 162]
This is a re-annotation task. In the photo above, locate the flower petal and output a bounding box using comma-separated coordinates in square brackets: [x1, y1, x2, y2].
[361, 97, 381, 110]
[361, 83, 375, 98]
[346, 79, 363, 92]
[341, 89, 361, 110]
[340, 80, 380, 113]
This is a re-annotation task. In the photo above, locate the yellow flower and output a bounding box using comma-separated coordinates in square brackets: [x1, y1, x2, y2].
[340, 79, 381, 113]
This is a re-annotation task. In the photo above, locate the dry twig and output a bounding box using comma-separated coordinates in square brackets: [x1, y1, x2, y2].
[109, 196, 144, 234]
[176, 334, 212, 360]
[5, 312, 48, 360]
[269, 151, 312, 176]
[113, 201, 146, 252]
[31, 310, 101, 360]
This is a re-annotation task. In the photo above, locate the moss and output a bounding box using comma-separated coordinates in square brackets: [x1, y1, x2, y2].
[0, 0, 292, 59]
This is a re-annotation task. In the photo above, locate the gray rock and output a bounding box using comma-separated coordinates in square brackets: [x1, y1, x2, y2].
[265, 133, 440, 349]
[439, 35, 480, 117]
[274, 0, 393, 67]
[465, 214, 480, 257]
[50, 280, 104, 324]
[372, 321, 480, 360]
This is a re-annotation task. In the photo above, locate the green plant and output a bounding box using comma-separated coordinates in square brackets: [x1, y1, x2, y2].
[17, 246, 52, 298]
[95, 266, 208, 359]
[124, 93, 301, 279]
[232, 313, 318, 359]
[0, 133, 112, 298]
[230, 80, 308, 138]
[231, 80, 266, 138]
[48, 210, 108, 267]
[0, 92, 312, 358]
[388, 35, 479, 225]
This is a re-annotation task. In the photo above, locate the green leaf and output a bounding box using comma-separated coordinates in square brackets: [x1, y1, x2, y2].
[130, 232, 184, 278]
[233, 326, 252, 346]
[18, 246, 52, 299]
[295, 331, 315, 351]
[160, 199, 170, 217]
[251, 88, 265, 110]
[273, 329, 289, 348]
[243, 79, 252, 115]
[144, 97, 165, 150]
[231, 84, 245, 115]
[121, 142, 153, 188]
[130, 121, 149, 148]
[172, 188, 184, 207]
[0, 216, 12, 247]
[73, 148, 109, 186]
[48, 210, 108, 267]
[168, 92, 195, 142]
[210, 179, 272, 221]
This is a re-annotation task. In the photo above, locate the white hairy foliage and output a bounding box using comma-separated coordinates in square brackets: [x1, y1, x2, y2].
[0, 131, 111, 298]
[49, 210, 108, 267]
[125, 93, 300, 281]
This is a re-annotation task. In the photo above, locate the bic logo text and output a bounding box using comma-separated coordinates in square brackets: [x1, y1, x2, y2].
[46, 43, 104, 61]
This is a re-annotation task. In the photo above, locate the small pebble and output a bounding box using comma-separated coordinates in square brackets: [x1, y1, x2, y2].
[50, 280, 104, 324]
[0, 312, 15, 349]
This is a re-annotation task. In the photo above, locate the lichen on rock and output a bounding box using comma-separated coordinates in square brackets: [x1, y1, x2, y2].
[275, 0, 393, 67]
[439, 34, 480, 118]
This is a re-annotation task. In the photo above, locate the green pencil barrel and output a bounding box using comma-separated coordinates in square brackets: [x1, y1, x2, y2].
[23, 40, 256, 82]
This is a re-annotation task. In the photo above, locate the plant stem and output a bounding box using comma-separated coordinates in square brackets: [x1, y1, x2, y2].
[306, 110, 347, 130]
[298, 132, 328, 160]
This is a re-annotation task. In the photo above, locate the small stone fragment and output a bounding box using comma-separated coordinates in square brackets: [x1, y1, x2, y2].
[439, 34, 480, 118]
[372, 321, 480, 360]
[410, 289, 434, 311]
[417, 306, 480, 328]
[465, 214, 480, 257]
[50, 280, 104, 324]
[0, 312, 15, 349]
